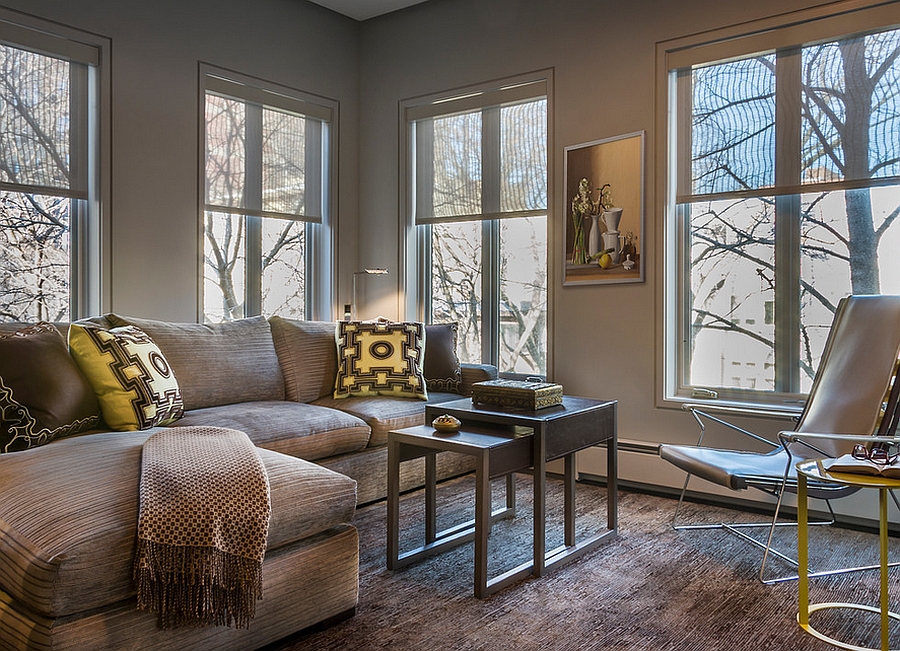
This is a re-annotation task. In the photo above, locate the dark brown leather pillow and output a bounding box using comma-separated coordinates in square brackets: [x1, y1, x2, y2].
[0, 323, 101, 453]
[424, 323, 462, 393]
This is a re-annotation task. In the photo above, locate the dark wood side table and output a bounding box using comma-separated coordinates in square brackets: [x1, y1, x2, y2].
[387, 424, 534, 598]
[426, 396, 617, 578]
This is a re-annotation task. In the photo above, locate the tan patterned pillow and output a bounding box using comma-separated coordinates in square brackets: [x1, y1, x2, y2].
[334, 321, 427, 400]
[68, 324, 184, 431]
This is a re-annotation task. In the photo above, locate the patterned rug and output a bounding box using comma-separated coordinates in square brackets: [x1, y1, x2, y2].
[267, 473, 900, 650]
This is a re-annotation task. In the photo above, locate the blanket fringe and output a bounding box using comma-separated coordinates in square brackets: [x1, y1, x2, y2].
[134, 539, 263, 629]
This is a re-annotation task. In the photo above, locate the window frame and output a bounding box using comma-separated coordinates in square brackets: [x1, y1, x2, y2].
[199, 64, 337, 322]
[400, 70, 553, 374]
[0, 9, 110, 320]
[656, 0, 900, 411]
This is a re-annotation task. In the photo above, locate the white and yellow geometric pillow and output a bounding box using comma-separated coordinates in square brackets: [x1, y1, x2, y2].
[334, 321, 427, 400]
[68, 324, 184, 431]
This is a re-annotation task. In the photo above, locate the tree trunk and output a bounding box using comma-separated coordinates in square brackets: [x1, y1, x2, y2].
[840, 38, 880, 295]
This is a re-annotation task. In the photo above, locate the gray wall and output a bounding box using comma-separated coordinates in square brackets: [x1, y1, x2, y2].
[356, 0, 829, 487]
[1, 0, 360, 322]
[4, 0, 857, 500]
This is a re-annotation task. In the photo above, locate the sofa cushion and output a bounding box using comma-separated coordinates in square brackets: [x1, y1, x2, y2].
[68, 324, 184, 431]
[105, 314, 284, 410]
[269, 317, 338, 403]
[313, 391, 460, 448]
[174, 401, 371, 461]
[0, 323, 101, 453]
[0, 428, 357, 618]
[334, 321, 427, 400]
[424, 323, 462, 393]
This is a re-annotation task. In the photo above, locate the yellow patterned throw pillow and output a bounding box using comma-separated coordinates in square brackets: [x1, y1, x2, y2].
[68, 324, 184, 431]
[334, 321, 427, 400]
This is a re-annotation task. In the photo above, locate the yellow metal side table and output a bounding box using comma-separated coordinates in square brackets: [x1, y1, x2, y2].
[797, 459, 900, 651]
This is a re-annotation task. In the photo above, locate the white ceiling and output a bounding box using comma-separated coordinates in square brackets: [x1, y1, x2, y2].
[306, 0, 431, 21]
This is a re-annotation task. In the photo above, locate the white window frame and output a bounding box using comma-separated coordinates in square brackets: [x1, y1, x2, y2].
[199, 64, 337, 321]
[656, 0, 900, 411]
[400, 70, 552, 373]
[0, 9, 110, 320]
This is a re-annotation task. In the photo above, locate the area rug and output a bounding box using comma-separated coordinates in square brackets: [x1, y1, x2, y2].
[268, 473, 900, 650]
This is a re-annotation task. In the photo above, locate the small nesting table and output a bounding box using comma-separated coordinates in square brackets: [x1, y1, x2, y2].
[387, 424, 533, 598]
[796, 459, 900, 651]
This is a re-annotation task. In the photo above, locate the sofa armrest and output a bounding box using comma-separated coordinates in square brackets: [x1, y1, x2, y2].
[459, 363, 499, 397]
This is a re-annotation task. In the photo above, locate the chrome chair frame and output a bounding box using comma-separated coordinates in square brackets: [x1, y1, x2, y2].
[669, 406, 879, 584]
[662, 295, 900, 583]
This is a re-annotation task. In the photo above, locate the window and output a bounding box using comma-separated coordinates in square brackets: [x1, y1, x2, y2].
[662, 3, 900, 407]
[0, 14, 105, 322]
[201, 67, 335, 323]
[405, 73, 550, 376]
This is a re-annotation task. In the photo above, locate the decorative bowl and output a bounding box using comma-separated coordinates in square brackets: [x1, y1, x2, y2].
[431, 414, 461, 434]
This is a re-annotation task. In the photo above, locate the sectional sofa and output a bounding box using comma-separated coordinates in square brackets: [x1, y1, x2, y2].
[0, 314, 496, 651]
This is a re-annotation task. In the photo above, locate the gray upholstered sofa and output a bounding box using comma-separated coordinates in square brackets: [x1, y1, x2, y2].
[0, 314, 495, 651]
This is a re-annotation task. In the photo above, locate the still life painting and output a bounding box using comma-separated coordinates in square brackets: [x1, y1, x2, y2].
[564, 131, 645, 285]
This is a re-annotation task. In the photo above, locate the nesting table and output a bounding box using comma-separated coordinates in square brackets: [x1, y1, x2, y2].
[387, 395, 617, 598]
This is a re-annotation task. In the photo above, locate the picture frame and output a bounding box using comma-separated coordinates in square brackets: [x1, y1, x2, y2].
[563, 131, 645, 285]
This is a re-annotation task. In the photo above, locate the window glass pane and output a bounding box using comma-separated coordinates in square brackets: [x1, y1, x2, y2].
[431, 221, 482, 364]
[500, 99, 547, 212]
[691, 55, 775, 194]
[799, 185, 900, 389]
[499, 215, 547, 375]
[685, 185, 900, 394]
[685, 197, 775, 391]
[203, 211, 245, 322]
[0, 45, 73, 190]
[205, 94, 245, 209]
[261, 216, 305, 319]
[432, 111, 482, 219]
[262, 107, 306, 215]
[801, 28, 900, 184]
[0, 192, 69, 321]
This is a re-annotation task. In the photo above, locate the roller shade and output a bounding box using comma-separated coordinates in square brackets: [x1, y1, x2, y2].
[0, 22, 97, 199]
[409, 78, 548, 225]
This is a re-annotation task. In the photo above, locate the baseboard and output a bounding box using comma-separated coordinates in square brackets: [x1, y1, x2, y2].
[574, 438, 900, 537]
[578, 470, 900, 538]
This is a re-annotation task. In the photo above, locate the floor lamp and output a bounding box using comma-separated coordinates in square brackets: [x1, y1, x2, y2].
[351, 268, 388, 320]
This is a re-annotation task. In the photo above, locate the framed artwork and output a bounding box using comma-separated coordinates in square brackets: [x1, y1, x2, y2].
[563, 131, 645, 285]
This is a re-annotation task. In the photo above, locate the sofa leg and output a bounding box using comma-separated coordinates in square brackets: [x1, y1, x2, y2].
[263, 607, 356, 649]
[314, 607, 356, 628]
[298, 606, 356, 634]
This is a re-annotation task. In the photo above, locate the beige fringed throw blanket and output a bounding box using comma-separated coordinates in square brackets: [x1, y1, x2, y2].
[134, 426, 271, 629]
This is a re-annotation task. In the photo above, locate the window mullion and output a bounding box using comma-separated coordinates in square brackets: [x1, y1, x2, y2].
[676, 202, 693, 393]
[414, 119, 434, 323]
[304, 117, 321, 318]
[774, 47, 802, 394]
[482, 107, 501, 367]
[420, 223, 432, 324]
[674, 68, 695, 394]
[245, 103, 263, 316]
[69, 61, 90, 318]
